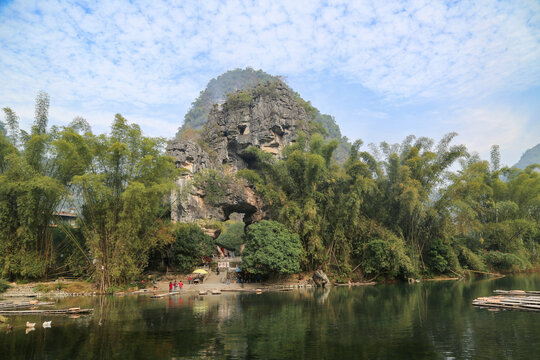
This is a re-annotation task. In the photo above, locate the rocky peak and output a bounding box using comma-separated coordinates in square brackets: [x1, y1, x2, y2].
[168, 80, 310, 172]
[167, 80, 311, 227]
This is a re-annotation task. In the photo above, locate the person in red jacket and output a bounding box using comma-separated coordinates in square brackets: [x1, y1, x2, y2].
[179, 281, 184, 292]
[169, 282, 173, 292]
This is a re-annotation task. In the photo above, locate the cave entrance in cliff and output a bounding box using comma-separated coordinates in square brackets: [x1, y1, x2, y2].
[223, 203, 257, 225]
[227, 212, 245, 222]
[223, 206, 256, 226]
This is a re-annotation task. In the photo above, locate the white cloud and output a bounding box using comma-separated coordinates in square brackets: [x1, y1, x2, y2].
[449, 106, 537, 166]
[0, 0, 539, 137]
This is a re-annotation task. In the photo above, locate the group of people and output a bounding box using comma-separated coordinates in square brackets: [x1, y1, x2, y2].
[169, 280, 184, 292]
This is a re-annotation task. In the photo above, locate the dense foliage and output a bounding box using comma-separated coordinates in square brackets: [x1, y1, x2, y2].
[2, 89, 539, 285]
[242, 220, 302, 275]
[167, 223, 215, 272]
[1, 94, 69, 279]
[0, 95, 179, 288]
[216, 221, 246, 253]
[71, 115, 178, 289]
[240, 131, 540, 280]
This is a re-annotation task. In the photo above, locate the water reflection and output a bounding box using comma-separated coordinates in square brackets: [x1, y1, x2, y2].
[1, 274, 539, 359]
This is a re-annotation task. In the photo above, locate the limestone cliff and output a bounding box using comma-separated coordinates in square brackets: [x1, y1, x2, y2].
[167, 81, 311, 227]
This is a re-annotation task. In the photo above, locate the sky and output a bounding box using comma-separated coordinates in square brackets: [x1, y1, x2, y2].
[0, 0, 539, 166]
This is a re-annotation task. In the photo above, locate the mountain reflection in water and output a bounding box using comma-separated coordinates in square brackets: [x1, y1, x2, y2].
[1, 274, 539, 359]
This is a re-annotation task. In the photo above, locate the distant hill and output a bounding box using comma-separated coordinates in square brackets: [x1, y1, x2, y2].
[177, 67, 351, 161]
[514, 143, 540, 169]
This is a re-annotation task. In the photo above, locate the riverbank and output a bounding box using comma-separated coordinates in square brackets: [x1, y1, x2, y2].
[0, 273, 316, 300]
[1, 272, 374, 301]
[3, 268, 531, 301]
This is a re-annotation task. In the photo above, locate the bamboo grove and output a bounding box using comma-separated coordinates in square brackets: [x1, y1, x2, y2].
[1, 93, 540, 288]
[1, 93, 178, 289]
[237, 132, 540, 281]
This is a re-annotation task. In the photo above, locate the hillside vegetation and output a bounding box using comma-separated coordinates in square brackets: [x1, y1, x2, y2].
[178, 68, 351, 162]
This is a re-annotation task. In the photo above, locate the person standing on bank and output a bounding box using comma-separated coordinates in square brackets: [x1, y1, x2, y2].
[169, 282, 173, 292]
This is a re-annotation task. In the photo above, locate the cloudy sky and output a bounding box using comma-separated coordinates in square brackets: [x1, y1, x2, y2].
[1, 0, 539, 165]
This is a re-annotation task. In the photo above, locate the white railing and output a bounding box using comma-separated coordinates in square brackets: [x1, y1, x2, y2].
[213, 256, 242, 263]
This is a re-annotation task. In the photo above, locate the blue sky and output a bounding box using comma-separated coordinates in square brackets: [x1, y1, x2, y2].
[0, 0, 539, 166]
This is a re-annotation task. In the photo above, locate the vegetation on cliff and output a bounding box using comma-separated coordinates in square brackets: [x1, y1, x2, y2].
[178, 68, 350, 162]
[179, 68, 274, 133]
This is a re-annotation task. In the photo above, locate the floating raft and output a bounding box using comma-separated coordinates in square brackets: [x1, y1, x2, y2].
[493, 290, 540, 296]
[334, 282, 376, 287]
[473, 290, 540, 311]
[115, 289, 150, 296]
[150, 291, 179, 298]
[0, 307, 93, 315]
[221, 288, 292, 293]
[0, 301, 54, 310]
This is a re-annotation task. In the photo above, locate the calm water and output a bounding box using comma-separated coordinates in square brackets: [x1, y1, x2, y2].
[1, 274, 540, 359]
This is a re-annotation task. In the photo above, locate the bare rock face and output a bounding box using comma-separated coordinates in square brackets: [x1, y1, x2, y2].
[167, 81, 310, 229]
[313, 270, 330, 288]
[167, 139, 210, 173]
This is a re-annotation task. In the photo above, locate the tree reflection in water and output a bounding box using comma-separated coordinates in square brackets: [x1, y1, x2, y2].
[1, 274, 540, 359]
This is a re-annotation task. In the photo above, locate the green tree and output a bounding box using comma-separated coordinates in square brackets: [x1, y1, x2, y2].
[72, 114, 177, 289]
[168, 223, 215, 272]
[242, 220, 302, 275]
[0, 94, 75, 280]
[216, 221, 245, 253]
[445, 155, 540, 272]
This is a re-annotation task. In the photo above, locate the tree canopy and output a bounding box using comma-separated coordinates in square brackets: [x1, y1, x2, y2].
[242, 220, 302, 275]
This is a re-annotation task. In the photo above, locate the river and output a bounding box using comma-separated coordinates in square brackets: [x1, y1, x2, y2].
[1, 274, 539, 359]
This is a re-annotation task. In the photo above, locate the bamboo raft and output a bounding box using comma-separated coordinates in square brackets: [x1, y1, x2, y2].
[473, 290, 540, 311]
[150, 291, 179, 298]
[221, 288, 292, 293]
[0, 307, 93, 315]
[493, 290, 540, 296]
[0, 301, 54, 310]
[334, 282, 376, 287]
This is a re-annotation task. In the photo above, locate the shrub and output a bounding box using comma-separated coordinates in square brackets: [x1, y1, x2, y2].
[216, 221, 245, 253]
[458, 247, 487, 271]
[425, 239, 460, 274]
[484, 252, 528, 271]
[0, 279, 10, 293]
[192, 169, 233, 206]
[242, 220, 302, 275]
[236, 169, 263, 186]
[224, 90, 253, 111]
[171, 223, 215, 272]
[361, 237, 414, 280]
